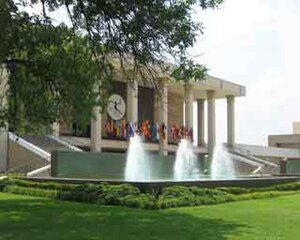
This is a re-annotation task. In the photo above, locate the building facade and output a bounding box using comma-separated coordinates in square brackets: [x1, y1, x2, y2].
[269, 122, 300, 149]
[57, 75, 246, 157]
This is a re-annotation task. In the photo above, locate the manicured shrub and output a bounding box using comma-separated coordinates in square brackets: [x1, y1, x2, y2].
[161, 186, 193, 198]
[12, 179, 77, 191]
[2, 178, 300, 210]
[0, 177, 10, 192]
[100, 184, 140, 205]
[217, 187, 251, 195]
[189, 187, 228, 197]
[58, 183, 141, 205]
[120, 194, 158, 209]
[159, 196, 195, 209]
[266, 182, 300, 192]
[58, 184, 105, 203]
[4, 185, 58, 198]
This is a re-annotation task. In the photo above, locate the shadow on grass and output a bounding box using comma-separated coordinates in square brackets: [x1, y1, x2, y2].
[0, 195, 250, 240]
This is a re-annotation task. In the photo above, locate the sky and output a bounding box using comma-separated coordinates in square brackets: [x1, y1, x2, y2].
[24, 0, 300, 146]
[190, 0, 300, 145]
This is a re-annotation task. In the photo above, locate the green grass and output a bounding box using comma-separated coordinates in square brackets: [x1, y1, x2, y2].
[1, 193, 300, 240]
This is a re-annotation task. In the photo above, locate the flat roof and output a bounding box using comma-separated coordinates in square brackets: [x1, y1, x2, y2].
[166, 75, 246, 99]
[109, 59, 246, 99]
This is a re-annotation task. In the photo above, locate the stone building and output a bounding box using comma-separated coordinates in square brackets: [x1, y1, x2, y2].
[57, 75, 246, 157]
[269, 122, 300, 149]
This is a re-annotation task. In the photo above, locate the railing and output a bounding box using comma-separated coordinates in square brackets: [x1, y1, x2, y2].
[230, 147, 278, 168]
[8, 132, 50, 162]
[27, 165, 51, 177]
[47, 135, 83, 152]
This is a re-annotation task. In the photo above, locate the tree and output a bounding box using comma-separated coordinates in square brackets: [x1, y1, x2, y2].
[0, 0, 223, 133]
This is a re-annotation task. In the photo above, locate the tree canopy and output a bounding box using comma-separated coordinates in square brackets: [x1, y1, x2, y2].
[0, 0, 223, 133]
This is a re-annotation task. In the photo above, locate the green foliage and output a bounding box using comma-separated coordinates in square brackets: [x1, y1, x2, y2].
[262, 181, 300, 192]
[58, 183, 141, 205]
[11, 179, 77, 191]
[159, 186, 234, 208]
[4, 18, 106, 133]
[216, 187, 252, 195]
[0, 0, 224, 133]
[189, 186, 228, 197]
[100, 183, 141, 205]
[0, 177, 9, 191]
[171, 59, 208, 82]
[120, 194, 158, 210]
[161, 186, 194, 198]
[4, 185, 58, 198]
[4, 178, 300, 210]
[58, 184, 104, 203]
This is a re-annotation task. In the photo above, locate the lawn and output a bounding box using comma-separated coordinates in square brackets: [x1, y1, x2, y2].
[0, 193, 300, 240]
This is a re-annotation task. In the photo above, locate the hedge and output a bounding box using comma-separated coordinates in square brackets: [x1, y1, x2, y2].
[4, 185, 58, 198]
[1, 178, 300, 210]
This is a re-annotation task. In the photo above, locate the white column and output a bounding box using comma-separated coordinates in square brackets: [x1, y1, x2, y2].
[207, 90, 216, 158]
[90, 106, 102, 152]
[127, 81, 138, 124]
[184, 83, 193, 129]
[52, 122, 60, 137]
[227, 95, 235, 147]
[197, 99, 205, 146]
[159, 83, 168, 156]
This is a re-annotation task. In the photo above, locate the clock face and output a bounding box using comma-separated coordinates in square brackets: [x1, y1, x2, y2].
[107, 94, 126, 120]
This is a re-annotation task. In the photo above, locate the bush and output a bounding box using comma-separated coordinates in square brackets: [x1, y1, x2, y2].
[100, 184, 140, 205]
[58, 183, 141, 205]
[12, 179, 77, 191]
[58, 184, 104, 203]
[4, 185, 58, 198]
[161, 186, 193, 198]
[217, 187, 251, 195]
[266, 182, 300, 192]
[2, 178, 300, 210]
[0, 177, 9, 192]
[159, 186, 235, 208]
[189, 187, 228, 197]
[120, 194, 158, 209]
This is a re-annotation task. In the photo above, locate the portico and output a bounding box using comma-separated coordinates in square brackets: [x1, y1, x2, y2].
[58, 75, 245, 157]
[166, 75, 246, 157]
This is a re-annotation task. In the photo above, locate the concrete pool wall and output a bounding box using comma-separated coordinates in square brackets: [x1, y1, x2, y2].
[51, 150, 180, 180]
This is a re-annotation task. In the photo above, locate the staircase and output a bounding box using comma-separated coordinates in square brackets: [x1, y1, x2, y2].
[20, 135, 82, 154]
[8, 133, 82, 177]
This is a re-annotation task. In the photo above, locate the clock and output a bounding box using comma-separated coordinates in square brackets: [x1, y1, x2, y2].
[107, 94, 126, 120]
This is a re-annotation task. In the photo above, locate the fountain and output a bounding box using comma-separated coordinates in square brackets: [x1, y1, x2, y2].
[52, 135, 292, 188]
[174, 138, 201, 180]
[125, 135, 151, 181]
[211, 144, 235, 180]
